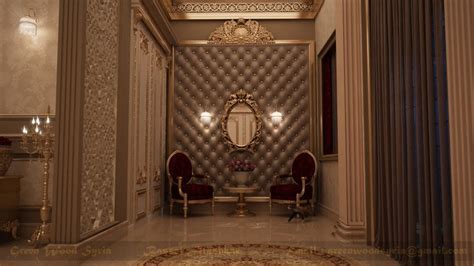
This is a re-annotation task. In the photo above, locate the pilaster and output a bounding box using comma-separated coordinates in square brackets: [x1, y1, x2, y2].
[335, 0, 367, 242]
[443, 0, 474, 264]
[52, 0, 87, 244]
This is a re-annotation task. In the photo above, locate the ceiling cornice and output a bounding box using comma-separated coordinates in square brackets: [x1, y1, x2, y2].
[139, 0, 178, 46]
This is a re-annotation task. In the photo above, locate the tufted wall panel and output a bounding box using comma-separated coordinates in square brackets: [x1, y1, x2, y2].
[173, 44, 311, 196]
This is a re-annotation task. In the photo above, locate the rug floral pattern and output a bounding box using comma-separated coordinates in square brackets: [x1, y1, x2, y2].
[140, 243, 353, 265]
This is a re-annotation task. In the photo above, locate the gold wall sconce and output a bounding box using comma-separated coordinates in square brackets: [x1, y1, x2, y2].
[200, 112, 212, 128]
[270, 111, 283, 128]
[19, 9, 38, 36]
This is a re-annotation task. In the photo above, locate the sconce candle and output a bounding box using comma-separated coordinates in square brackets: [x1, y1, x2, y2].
[200, 112, 212, 128]
[270, 111, 283, 127]
[19, 13, 37, 36]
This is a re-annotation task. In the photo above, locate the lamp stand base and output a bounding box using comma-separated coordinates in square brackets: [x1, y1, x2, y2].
[28, 223, 50, 248]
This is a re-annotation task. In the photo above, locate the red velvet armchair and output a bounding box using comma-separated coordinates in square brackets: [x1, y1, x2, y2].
[167, 150, 214, 218]
[269, 150, 318, 214]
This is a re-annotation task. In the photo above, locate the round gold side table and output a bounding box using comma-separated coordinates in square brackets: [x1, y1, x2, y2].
[224, 186, 258, 217]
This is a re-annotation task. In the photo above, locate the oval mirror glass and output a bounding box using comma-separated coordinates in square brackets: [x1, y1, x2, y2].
[227, 103, 257, 147]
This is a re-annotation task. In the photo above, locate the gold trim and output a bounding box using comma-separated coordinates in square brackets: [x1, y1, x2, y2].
[208, 18, 274, 45]
[221, 89, 263, 151]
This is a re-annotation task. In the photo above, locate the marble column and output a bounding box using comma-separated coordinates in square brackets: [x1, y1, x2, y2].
[443, 0, 474, 264]
[334, 0, 367, 242]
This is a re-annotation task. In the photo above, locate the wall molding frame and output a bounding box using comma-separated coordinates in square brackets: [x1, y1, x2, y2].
[316, 31, 337, 161]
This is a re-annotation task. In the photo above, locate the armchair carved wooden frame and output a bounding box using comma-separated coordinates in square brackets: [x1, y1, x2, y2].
[167, 150, 215, 218]
[269, 150, 318, 214]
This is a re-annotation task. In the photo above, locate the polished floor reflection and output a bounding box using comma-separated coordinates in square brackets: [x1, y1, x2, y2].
[0, 207, 399, 265]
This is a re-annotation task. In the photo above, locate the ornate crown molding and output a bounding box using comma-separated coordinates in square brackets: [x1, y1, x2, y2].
[160, 0, 325, 20]
[208, 18, 275, 45]
[173, 1, 314, 13]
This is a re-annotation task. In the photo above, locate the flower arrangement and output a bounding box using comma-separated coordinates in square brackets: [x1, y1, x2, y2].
[228, 159, 256, 172]
[0, 137, 12, 146]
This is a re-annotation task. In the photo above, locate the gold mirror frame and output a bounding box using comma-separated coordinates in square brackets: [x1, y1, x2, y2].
[221, 89, 262, 151]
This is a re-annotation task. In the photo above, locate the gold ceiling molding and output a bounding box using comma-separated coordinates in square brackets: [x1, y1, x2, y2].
[208, 18, 275, 45]
[160, 0, 324, 20]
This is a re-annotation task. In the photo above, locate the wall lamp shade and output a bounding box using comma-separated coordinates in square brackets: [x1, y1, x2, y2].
[271, 111, 283, 127]
[200, 112, 212, 127]
[19, 11, 37, 36]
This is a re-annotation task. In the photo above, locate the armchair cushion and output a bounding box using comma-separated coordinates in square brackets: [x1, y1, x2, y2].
[171, 184, 214, 201]
[168, 152, 193, 184]
[292, 152, 316, 185]
[270, 184, 313, 201]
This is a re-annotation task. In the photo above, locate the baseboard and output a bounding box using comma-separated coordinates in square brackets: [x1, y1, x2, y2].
[45, 221, 129, 261]
[318, 203, 338, 221]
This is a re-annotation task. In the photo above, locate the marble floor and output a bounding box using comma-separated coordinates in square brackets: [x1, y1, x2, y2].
[0, 205, 399, 265]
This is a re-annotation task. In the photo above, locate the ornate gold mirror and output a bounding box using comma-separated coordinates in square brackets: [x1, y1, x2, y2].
[221, 89, 262, 151]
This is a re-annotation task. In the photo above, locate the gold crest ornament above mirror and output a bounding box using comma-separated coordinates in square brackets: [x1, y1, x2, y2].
[221, 89, 263, 151]
[208, 18, 275, 45]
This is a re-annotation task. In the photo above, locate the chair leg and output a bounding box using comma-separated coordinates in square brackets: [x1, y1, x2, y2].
[269, 199, 272, 215]
[170, 201, 174, 215]
[183, 196, 188, 218]
[211, 198, 215, 215]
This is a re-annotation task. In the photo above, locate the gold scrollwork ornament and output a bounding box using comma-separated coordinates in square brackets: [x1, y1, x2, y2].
[208, 18, 275, 45]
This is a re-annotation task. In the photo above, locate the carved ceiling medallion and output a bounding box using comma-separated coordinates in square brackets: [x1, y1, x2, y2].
[208, 18, 274, 45]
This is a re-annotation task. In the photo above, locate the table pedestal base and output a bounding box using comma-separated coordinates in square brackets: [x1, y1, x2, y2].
[227, 192, 255, 218]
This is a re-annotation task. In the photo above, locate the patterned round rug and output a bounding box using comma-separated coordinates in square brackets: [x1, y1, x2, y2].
[139, 243, 353, 265]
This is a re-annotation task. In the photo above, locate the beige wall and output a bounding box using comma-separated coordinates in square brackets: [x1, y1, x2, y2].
[0, 0, 59, 237]
[0, 0, 59, 114]
[315, 0, 338, 217]
[315, 0, 335, 54]
[171, 19, 315, 41]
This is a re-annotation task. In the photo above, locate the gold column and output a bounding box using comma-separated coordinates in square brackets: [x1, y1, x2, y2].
[444, 0, 474, 264]
[334, 0, 367, 242]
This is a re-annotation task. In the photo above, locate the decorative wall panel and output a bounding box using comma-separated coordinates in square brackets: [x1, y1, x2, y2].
[129, 18, 167, 220]
[173, 44, 311, 196]
[80, 0, 120, 236]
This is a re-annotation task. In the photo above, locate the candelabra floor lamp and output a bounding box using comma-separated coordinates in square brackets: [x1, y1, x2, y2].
[20, 106, 54, 247]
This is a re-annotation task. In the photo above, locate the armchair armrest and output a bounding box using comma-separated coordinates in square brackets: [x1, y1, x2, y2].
[296, 176, 307, 208]
[273, 174, 293, 185]
[191, 174, 209, 184]
[177, 176, 187, 199]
